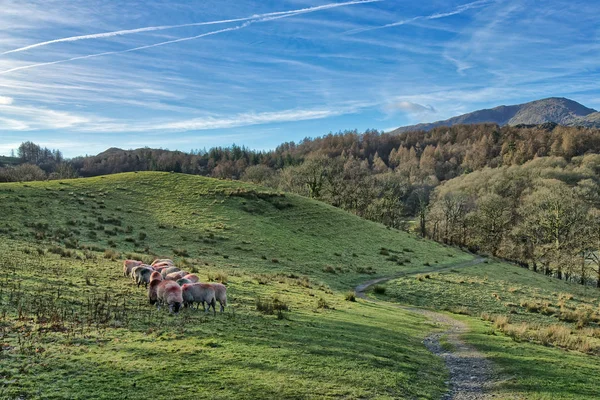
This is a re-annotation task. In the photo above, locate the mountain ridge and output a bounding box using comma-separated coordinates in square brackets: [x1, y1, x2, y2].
[390, 97, 599, 134]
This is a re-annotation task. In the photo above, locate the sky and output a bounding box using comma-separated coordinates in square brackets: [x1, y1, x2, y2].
[0, 0, 599, 157]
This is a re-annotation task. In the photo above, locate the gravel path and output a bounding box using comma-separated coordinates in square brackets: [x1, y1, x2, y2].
[355, 258, 498, 400]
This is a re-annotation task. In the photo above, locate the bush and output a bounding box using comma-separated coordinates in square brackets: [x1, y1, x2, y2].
[207, 271, 228, 284]
[173, 248, 189, 257]
[373, 285, 386, 295]
[345, 291, 356, 302]
[317, 298, 331, 309]
[256, 297, 290, 315]
[104, 249, 119, 260]
[322, 265, 336, 274]
[138, 232, 147, 241]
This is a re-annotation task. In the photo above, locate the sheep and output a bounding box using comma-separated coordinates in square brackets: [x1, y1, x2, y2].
[182, 274, 200, 283]
[130, 265, 146, 283]
[153, 265, 167, 273]
[159, 281, 183, 314]
[153, 262, 174, 269]
[148, 279, 162, 305]
[134, 266, 153, 288]
[181, 283, 216, 315]
[123, 259, 142, 277]
[151, 258, 174, 266]
[165, 271, 188, 281]
[161, 266, 180, 279]
[150, 271, 163, 283]
[210, 283, 228, 313]
[176, 278, 192, 286]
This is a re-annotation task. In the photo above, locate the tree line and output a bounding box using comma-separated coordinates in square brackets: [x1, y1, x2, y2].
[3, 123, 600, 285]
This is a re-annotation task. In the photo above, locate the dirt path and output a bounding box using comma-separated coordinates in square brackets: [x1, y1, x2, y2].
[356, 258, 497, 400]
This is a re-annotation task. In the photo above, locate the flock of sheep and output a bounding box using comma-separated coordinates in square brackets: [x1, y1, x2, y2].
[123, 258, 227, 315]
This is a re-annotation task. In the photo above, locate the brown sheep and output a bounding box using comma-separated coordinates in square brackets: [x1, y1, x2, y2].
[161, 266, 180, 278]
[209, 283, 228, 313]
[148, 279, 162, 305]
[165, 271, 188, 281]
[160, 281, 183, 314]
[123, 260, 142, 277]
[181, 283, 216, 315]
[182, 274, 200, 283]
[150, 271, 163, 283]
[151, 258, 174, 266]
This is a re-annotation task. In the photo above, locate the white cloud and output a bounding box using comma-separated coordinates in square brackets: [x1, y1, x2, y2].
[386, 101, 436, 115]
[0, 96, 13, 105]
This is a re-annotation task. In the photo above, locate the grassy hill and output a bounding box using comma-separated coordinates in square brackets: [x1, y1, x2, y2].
[1, 172, 599, 399]
[0, 172, 470, 399]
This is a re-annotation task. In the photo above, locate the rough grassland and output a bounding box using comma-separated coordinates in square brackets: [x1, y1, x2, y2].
[0, 172, 470, 399]
[377, 261, 600, 399]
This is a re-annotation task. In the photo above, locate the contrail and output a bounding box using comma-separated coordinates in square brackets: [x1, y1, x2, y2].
[0, 24, 249, 75]
[345, 0, 491, 34]
[0, 1, 380, 75]
[1, 0, 379, 56]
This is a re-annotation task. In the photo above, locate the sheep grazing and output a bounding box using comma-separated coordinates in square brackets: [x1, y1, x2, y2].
[148, 279, 162, 305]
[153, 265, 167, 273]
[181, 283, 216, 315]
[176, 278, 192, 286]
[182, 274, 199, 283]
[210, 283, 228, 313]
[152, 258, 174, 265]
[150, 271, 163, 283]
[123, 260, 143, 277]
[134, 266, 154, 288]
[158, 281, 183, 314]
[165, 271, 188, 281]
[161, 266, 180, 279]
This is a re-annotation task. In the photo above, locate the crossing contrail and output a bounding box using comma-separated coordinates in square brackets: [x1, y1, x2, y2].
[345, 0, 491, 34]
[0, 1, 380, 75]
[1, 0, 379, 56]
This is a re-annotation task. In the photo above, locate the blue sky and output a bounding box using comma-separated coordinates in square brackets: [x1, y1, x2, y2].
[0, 0, 599, 157]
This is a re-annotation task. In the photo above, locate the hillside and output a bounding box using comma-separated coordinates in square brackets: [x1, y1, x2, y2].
[390, 97, 598, 133]
[0, 172, 469, 399]
[1, 172, 599, 398]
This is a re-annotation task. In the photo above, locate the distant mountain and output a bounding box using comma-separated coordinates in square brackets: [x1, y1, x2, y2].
[389, 97, 599, 134]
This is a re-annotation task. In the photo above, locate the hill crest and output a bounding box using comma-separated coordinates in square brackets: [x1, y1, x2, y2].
[390, 97, 598, 134]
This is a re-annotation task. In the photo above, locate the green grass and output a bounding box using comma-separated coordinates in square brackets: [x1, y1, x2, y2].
[4, 172, 599, 399]
[377, 261, 600, 399]
[0, 172, 466, 399]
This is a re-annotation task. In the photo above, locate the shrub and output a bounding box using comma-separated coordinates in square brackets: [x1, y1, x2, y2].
[207, 271, 228, 284]
[173, 248, 189, 257]
[271, 258, 279, 263]
[104, 249, 119, 260]
[493, 315, 510, 330]
[345, 291, 356, 302]
[317, 298, 331, 309]
[323, 265, 336, 274]
[373, 285, 386, 295]
[256, 297, 290, 315]
[138, 232, 147, 241]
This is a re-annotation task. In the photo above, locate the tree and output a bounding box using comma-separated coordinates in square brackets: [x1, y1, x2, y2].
[518, 181, 587, 280]
[472, 194, 512, 256]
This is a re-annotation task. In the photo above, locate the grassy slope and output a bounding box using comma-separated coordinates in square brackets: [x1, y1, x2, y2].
[0, 172, 471, 399]
[376, 261, 600, 399]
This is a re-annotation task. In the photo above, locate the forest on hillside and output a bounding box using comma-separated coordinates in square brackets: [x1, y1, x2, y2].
[3, 123, 600, 285]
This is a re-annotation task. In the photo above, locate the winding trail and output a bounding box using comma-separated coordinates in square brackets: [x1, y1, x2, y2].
[356, 257, 498, 400]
